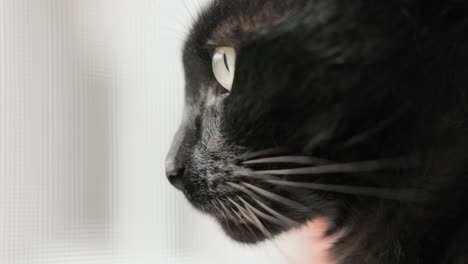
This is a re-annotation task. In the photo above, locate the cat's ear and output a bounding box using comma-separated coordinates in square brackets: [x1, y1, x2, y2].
[212, 47, 236, 92]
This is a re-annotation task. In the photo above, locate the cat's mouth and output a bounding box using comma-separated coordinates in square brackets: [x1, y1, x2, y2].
[183, 148, 419, 243]
[181, 149, 333, 243]
[187, 179, 308, 243]
[188, 116, 404, 250]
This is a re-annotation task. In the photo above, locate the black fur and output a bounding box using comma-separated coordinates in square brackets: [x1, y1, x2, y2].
[166, 0, 468, 263]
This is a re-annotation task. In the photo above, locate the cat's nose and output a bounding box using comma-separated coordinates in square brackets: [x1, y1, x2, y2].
[165, 160, 184, 191]
[166, 119, 195, 192]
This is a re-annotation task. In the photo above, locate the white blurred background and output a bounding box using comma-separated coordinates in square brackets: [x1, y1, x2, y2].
[0, 0, 286, 263]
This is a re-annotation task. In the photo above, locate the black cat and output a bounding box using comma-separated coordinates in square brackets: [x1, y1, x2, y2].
[165, 0, 468, 263]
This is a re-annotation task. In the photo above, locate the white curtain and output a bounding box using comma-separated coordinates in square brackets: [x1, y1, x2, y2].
[0, 0, 285, 263]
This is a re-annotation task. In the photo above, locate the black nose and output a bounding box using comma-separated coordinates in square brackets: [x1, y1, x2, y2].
[166, 121, 194, 192]
[165, 161, 184, 191]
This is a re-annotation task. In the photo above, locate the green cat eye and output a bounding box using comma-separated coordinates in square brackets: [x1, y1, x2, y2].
[212, 47, 236, 91]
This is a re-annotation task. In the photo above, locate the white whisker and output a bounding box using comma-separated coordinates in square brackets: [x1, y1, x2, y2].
[268, 180, 425, 202]
[240, 147, 289, 160]
[254, 158, 415, 175]
[241, 182, 309, 210]
[230, 206, 259, 238]
[232, 171, 280, 180]
[242, 204, 295, 264]
[213, 200, 237, 234]
[225, 199, 260, 238]
[228, 182, 300, 227]
[243, 155, 330, 165]
[237, 196, 284, 226]
[251, 197, 301, 227]
[215, 199, 233, 223]
[242, 203, 273, 239]
[228, 198, 256, 224]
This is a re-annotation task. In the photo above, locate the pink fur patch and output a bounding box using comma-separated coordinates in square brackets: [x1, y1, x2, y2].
[277, 217, 338, 264]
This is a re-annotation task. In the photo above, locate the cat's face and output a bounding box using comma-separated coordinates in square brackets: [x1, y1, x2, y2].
[166, 0, 421, 243]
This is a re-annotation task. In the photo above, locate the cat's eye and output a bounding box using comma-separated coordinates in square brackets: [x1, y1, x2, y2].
[212, 47, 236, 91]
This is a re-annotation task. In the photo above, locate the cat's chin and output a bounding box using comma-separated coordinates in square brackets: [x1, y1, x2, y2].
[216, 217, 286, 244]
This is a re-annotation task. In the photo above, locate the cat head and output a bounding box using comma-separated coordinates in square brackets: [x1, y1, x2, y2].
[165, 0, 449, 243]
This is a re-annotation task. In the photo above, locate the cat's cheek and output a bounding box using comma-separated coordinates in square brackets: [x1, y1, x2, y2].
[277, 217, 337, 264]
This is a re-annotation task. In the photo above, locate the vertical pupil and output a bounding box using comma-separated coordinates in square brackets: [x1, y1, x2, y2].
[223, 53, 230, 72]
